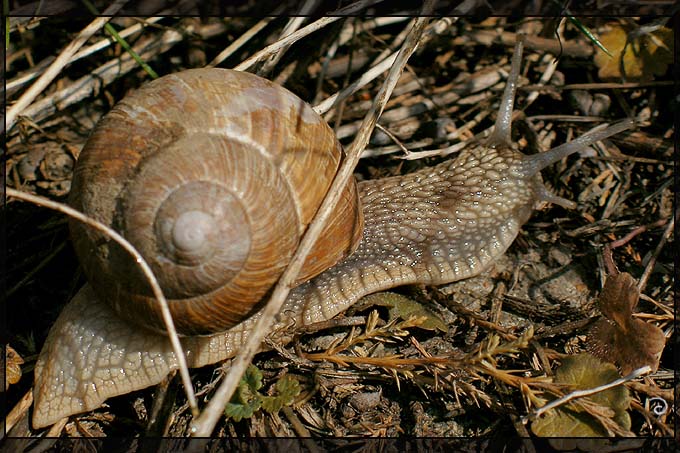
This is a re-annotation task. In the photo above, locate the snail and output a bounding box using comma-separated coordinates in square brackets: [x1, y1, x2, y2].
[31, 42, 633, 429]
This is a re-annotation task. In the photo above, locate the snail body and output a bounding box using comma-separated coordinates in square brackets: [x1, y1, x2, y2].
[32, 43, 633, 428]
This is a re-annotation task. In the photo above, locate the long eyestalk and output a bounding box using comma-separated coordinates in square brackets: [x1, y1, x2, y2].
[487, 35, 525, 148]
[522, 119, 635, 178]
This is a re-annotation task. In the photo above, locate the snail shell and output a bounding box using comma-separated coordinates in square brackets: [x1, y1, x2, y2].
[32, 42, 633, 428]
[68, 69, 363, 335]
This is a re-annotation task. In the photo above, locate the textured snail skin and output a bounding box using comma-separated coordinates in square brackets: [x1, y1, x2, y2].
[32, 140, 549, 428]
[31, 63, 634, 429]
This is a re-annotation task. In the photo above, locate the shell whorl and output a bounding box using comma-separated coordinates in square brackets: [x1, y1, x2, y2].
[69, 69, 362, 335]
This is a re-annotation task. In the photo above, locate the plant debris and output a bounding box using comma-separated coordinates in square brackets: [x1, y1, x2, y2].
[4, 345, 25, 390]
[586, 273, 666, 375]
[224, 365, 301, 422]
[594, 22, 673, 81]
[354, 292, 449, 333]
[531, 354, 632, 437]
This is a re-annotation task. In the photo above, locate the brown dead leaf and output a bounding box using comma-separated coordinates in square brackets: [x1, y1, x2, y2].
[586, 273, 666, 375]
[594, 23, 673, 82]
[5, 345, 24, 390]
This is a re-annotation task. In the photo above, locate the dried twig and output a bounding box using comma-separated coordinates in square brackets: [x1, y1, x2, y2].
[233, 0, 383, 73]
[315, 17, 452, 116]
[6, 3, 125, 131]
[5, 17, 165, 96]
[4, 188, 199, 419]
[523, 366, 652, 423]
[13, 22, 227, 128]
[208, 17, 274, 67]
[638, 216, 674, 292]
[190, 7, 434, 437]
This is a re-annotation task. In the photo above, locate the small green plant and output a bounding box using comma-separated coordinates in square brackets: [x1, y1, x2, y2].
[224, 365, 301, 422]
[531, 354, 632, 437]
[358, 292, 448, 333]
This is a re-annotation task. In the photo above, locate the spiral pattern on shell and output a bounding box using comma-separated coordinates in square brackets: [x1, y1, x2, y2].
[69, 69, 363, 335]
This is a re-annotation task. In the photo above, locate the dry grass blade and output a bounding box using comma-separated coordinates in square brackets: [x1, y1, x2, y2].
[233, 0, 383, 72]
[208, 17, 274, 67]
[638, 216, 674, 292]
[5, 390, 33, 434]
[5, 17, 165, 97]
[13, 21, 226, 128]
[190, 8, 434, 437]
[233, 16, 341, 72]
[5, 8, 120, 131]
[315, 17, 452, 116]
[524, 366, 652, 423]
[258, 4, 317, 74]
[4, 188, 199, 419]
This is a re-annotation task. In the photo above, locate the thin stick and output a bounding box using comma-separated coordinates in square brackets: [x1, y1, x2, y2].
[189, 8, 434, 438]
[314, 49, 399, 115]
[638, 216, 675, 292]
[5, 17, 164, 96]
[314, 17, 452, 116]
[258, 1, 318, 75]
[4, 188, 199, 418]
[208, 17, 274, 67]
[523, 365, 652, 423]
[5, 0, 126, 131]
[337, 17, 409, 47]
[13, 22, 227, 128]
[5, 389, 33, 433]
[233, 0, 382, 72]
[233, 16, 341, 72]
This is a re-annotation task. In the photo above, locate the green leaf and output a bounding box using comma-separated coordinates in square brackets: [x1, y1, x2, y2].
[243, 364, 264, 393]
[224, 399, 259, 422]
[358, 292, 448, 332]
[531, 354, 632, 437]
[223, 365, 264, 421]
[567, 16, 612, 57]
[261, 375, 301, 413]
[224, 366, 301, 420]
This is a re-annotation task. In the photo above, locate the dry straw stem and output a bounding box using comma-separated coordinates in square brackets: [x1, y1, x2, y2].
[637, 216, 674, 292]
[233, 17, 338, 71]
[315, 17, 453, 116]
[190, 8, 435, 437]
[316, 18, 419, 118]
[4, 188, 199, 419]
[13, 21, 227, 129]
[5, 17, 165, 96]
[523, 365, 652, 423]
[5, 390, 33, 434]
[258, 2, 318, 75]
[337, 17, 410, 47]
[208, 17, 274, 67]
[311, 17, 410, 104]
[5, 2, 125, 131]
[233, 0, 382, 73]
